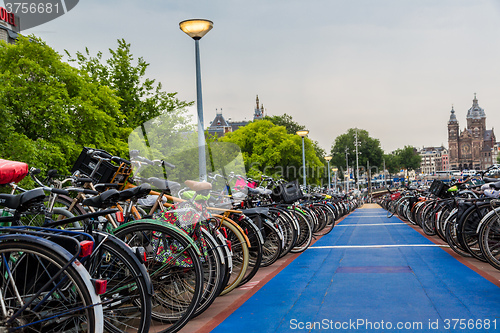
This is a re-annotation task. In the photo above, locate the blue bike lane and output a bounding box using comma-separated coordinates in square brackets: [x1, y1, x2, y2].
[211, 207, 500, 333]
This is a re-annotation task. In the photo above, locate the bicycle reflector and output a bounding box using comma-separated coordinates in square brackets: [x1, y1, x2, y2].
[79, 240, 94, 258]
[134, 247, 147, 264]
[115, 211, 124, 223]
[91, 279, 107, 295]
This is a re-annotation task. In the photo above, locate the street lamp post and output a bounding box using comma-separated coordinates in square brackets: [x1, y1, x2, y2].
[332, 167, 338, 193]
[325, 156, 332, 193]
[354, 129, 360, 191]
[345, 148, 350, 192]
[180, 19, 213, 181]
[296, 130, 309, 188]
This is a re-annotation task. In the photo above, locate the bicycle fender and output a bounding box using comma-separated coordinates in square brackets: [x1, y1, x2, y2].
[476, 207, 500, 233]
[212, 214, 251, 248]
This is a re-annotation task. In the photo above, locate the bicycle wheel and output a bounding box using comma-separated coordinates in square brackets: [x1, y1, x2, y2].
[259, 219, 282, 267]
[191, 228, 225, 318]
[457, 203, 491, 262]
[313, 203, 335, 236]
[268, 208, 296, 258]
[444, 211, 472, 258]
[208, 216, 249, 296]
[233, 214, 263, 287]
[478, 209, 500, 270]
[290, 209, 313, 253]
[387, 201, 396, 218]
[114, 220, 203, 333]
[86, 233, 152, 333]
[421, 203, 437, 236]
[0, 238, 103, 333]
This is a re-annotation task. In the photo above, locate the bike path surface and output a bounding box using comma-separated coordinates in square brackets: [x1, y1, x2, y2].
[211, 208, 500, 333]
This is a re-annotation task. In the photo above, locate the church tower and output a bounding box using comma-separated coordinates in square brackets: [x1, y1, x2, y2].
[448, 106, 459, 169]
[253, 95, 264, 120]
[466, 93, 486, 165]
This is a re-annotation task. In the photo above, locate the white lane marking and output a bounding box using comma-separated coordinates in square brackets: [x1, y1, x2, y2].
[309, 244, 449, 249]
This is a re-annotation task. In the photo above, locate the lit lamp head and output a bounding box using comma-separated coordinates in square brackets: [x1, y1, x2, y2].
[179, 19, 213, 40]
[325, 156, 333, 162]
[296, 130, 309, 137]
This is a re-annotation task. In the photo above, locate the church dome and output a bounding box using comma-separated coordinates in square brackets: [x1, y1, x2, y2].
[448, 106, 457, 123]
[466, 94, 486, 119]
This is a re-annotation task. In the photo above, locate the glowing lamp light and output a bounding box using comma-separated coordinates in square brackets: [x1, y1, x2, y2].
[179, 19, 213, 39]
[296, 130, 309, 137]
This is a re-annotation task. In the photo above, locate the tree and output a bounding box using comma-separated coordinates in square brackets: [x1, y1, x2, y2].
[383, 153, 400, 174]
[264, 113, 305, 135]
[66, 39, 193, 134]
[394, 146, 421, 171]
[330, 128, 384, 183]
[266, 113, 328, 183]
[221, 120, 325, 184]
[0, 36, 125, 174]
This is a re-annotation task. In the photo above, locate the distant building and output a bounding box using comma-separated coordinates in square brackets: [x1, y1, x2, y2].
[447, 94, 496, 170]
[493, 142, 500, 165]
[207, 95, 265, 137]
[419, 146, 448, 174]
[0, 6, 20, 44]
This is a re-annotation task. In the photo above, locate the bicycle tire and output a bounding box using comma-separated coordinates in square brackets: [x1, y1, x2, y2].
[113, 220, 203, 333]
[444, 211, 473, 258]
[87, 233, 152, 333]
[290, 209, 312, 253]
[259, 219, 282, 267]
[212, 217, 249, 296]
[478, 209, 500, 270]
[0, 238, 103, 333]
[457, 202, 491, 262]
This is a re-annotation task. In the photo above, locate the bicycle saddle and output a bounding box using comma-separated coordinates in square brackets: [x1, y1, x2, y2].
[147, 177, 181, 193]
[118, 183, 151, 201]
[0, 188, 45, 210]
[184, 180, 212, 192]
[82, 189, 120, 208]
[485, 180, 500, 190]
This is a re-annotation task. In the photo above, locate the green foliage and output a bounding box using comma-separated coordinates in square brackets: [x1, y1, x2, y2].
[393, 145, 421, 171]
[330, 128, 384, 181]
[266, 113, 328, 184]
[0, 36, 125, 175]
[383, 153, 400, 174]
[0, 36, 193, 186]
[66, 39, 193, 132]
[221, 120, 325, 184]
[265, 113, 305, 135]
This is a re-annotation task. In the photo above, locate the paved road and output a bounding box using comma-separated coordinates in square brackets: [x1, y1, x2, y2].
[211, 207, 500, 333]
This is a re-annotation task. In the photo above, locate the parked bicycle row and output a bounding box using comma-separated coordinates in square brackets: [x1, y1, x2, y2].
[378, 165, 500, 273]
[0, 147, 360, 333]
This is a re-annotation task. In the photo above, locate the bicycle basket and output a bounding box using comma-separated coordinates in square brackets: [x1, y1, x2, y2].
[71, 147, 132, 188]
[429, 180, 450, 198]
[71, 147, 117, 184]
[271, 180, 304, 204]
[153, 204, 209, 267]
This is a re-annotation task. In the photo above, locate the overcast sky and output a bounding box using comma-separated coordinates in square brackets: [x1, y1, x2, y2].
[17, 0, 500, 154]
